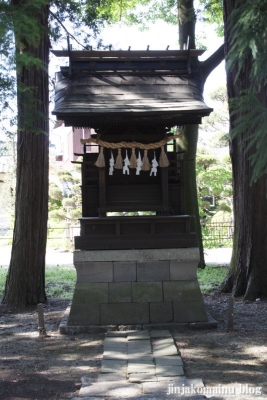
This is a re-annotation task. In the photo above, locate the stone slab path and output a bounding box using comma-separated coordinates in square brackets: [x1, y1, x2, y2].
[73, 329, 206, 399]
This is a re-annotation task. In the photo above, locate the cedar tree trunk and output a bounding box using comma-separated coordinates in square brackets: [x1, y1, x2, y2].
[2, 0, 49, 305]
[177, 0, 224, 268]
[221, 0, 267, 299]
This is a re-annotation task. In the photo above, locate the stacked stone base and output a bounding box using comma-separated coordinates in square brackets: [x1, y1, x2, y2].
[68, 248, 208, 326]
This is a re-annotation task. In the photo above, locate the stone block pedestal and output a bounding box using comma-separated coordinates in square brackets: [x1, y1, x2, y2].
[67, 248, 208, 326]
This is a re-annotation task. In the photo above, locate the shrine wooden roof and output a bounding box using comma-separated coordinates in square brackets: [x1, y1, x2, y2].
[51, 49, 212, 127]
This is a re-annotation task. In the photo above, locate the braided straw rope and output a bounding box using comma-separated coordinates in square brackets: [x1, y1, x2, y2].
[80, 134, 183, 150]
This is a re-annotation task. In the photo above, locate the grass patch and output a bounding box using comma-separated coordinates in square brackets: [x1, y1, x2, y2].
[0, 266, 8, 295]
[45, 266, 76, 300]
[0, 266, 76, 301]
[197, 264, 228, 294]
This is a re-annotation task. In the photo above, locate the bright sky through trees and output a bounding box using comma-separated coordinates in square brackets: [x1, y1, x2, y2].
[98, 18, 225, 98]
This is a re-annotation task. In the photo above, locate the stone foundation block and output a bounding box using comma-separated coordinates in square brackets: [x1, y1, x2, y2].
[114, 262, 136, 282]
[68, 303, 100, 325]
[72, 283, 108, 304]
[173, 300, 208, 322]
[100, 303, 149, 325]
[132, 282, 163, 302]
[137, 261, 169, 282]
[149, 302, 173, 323]
[170, 260, 197, 280]
[76, 262, 113, 283]
[108, 282, 132, 303]
[163, 280, 201, 302]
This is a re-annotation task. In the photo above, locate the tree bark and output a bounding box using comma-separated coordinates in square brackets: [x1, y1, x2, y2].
[222, 0, 267, 299]
[2, 0, 49, 305]
[177, 1, 224, 268]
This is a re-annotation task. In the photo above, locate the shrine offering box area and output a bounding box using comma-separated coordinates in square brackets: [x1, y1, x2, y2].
[52, 49, 212, 326]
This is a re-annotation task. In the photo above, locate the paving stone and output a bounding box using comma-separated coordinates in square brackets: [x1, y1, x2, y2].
[97, 373, 127, 382]
[128, 345, 152, 352]
[104, 339, 127, 348]
[156, 375, 184, 382]
[78, 381, 142, 397]
[152, 339, 177, 357]
[153, 347, 177, 355]
[106, 331, 132, 337]
[104, 344, 128, 352]
[128, 363, 155, 374]
[155, 365, 184, 376]
[143, 379, 187, 394]
[128, 349, 152, 357]
[128, 331, 150, 340]
[128, 341, 151, 353]
[102, 350, 127, 360]
[104, 337, 127, 344]
[72, 396, 206, 400]
[114, 262, 137, 282]
[154, 356, 183, 366]
[128, 338, 151, 346]
[149, 330, 172, 338]
[186, 378, 204, 388]
[127, 354, 154, 362]
[101, 359, 127, 373]
[153, 338, 175, 346]
[128, 359, 155, 365]
[153, 345, 178, 357]
[128, 373, 158, 382]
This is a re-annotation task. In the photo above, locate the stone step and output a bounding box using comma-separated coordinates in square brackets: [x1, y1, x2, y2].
[97, 373, 127, 382]
[128, 331, 150, 340]
[78, 381, 142, 397]
[149, 330, 173, 338]
[101, 359, 127, 373]
[155, 365, 184, 376]
[154, 356, 183, 366]
[73, 396, 206, 400]
[77, 378, 206, 398]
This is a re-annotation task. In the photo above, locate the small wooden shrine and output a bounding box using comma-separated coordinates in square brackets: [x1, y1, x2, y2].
[52, 48, 212, 327]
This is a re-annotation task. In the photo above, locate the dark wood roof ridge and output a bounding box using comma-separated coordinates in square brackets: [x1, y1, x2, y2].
[51, 49, 206, 59]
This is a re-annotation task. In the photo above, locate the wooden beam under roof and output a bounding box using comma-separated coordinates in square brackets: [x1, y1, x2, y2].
[51, 49, 205, 59]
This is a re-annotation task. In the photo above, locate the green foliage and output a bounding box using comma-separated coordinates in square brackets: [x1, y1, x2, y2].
[49, 209, 66, 221]
[196, 85, 232, 248]
[49, 164, 82, 223]
[200, 86, 229, 147]
[227, 0, 267, 92]
[199, 0, 223, 36]
[49, 184, 63, 204]
[125, 0, 177, 27]
[196, 146, 232, 221]
[225, 0, 267, 182]
[197, 264, 227, 293]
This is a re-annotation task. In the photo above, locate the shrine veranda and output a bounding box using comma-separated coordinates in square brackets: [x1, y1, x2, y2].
[52, 48, 212, 327]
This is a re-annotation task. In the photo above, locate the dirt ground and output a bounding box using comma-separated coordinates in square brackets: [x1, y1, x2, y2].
[0, 292, 267, 400]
